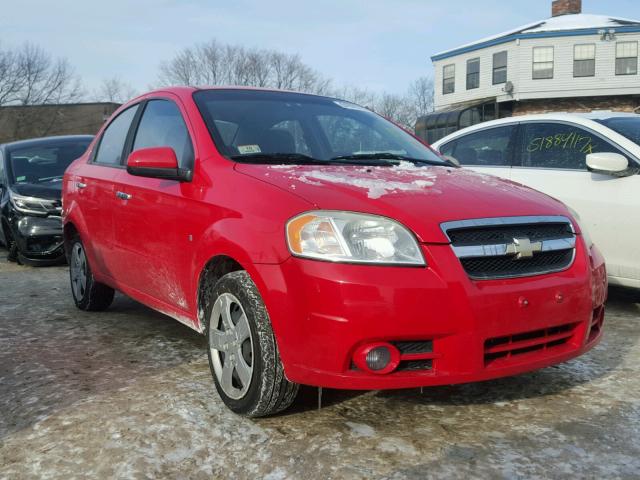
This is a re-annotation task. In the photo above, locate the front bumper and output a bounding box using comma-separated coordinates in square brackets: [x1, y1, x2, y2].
[254, 239, 607, 390]
[9, 214, 65, 264]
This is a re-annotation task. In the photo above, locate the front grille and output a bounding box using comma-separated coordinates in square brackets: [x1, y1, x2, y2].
[484, 322, 577, 366]
[441, 216, 576, 280]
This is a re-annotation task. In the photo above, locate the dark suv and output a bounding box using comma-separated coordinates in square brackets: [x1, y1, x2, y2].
[0, 135, 92, 265]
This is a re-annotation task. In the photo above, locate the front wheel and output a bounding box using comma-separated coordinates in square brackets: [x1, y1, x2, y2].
[69, 236, 115, 311]
[206, 271, 298, 417]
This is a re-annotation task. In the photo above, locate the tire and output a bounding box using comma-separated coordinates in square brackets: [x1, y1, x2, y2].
[3, 223, 18, 263]
[69, 235, 114, 311]
[205, 271, 299, 417]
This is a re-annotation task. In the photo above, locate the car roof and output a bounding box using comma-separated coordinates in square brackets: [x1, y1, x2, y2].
[431, 112, 640, 148]
[134, 85, 344, 105]
[2, 134, 95, 152]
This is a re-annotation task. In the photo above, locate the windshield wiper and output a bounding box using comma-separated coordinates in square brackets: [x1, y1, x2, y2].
[230, 153, 400, 166]
[330, 152, 448, 167]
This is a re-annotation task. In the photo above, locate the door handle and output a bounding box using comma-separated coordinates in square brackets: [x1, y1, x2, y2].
[116, 191, 132, 200]
[76, 182, 87, 189]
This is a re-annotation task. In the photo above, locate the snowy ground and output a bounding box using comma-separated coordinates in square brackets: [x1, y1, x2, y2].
[1, 252, 639, 479]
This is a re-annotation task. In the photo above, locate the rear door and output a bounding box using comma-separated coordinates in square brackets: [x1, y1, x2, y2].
[112, 97, 197, 313]
[511, 121, 640, 284]
[73, 105, 140, 277]
[438, 124, 517, 180]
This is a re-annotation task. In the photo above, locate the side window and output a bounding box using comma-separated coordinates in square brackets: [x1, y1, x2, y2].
[94, 105, 139, 165]
[133, 100, 194, 169]
[519, 123, 624, 170]
[447, 125, 516, 166]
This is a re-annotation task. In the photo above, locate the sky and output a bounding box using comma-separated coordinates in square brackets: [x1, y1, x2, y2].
[1, 0, 638, 97]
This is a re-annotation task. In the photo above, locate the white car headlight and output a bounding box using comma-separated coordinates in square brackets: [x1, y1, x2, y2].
[286, 211, 425, 265]
[567, 206, 593, 249]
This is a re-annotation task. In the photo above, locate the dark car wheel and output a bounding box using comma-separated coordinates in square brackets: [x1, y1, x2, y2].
[205, 271, 299, 417]
[69, 235, 115, 311]
[2, 222, 18, 263]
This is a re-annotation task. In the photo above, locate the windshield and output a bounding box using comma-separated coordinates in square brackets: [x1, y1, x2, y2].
[595, 117, 640, 145]
[8, 140, 91, 185]
[193, 89, 446, 165]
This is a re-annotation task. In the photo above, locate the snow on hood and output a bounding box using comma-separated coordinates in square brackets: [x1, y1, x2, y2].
[269, 161, 437, 199]
[236, 162, 569, 243]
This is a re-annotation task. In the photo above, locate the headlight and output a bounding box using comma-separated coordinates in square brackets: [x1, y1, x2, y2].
[286, 211, 426, 265]
[567, 206, 593, 248]
[9, 190, 56, 216]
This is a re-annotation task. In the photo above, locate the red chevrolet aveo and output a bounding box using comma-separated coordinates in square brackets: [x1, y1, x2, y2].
[62, 87, 607, 416]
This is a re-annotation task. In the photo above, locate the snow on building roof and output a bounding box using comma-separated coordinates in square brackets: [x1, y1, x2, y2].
[432, 13, 640, 61]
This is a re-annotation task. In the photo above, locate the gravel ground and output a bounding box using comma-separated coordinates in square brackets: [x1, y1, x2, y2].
[1, 252, 639, 479]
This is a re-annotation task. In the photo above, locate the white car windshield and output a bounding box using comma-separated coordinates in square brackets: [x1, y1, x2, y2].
[596, 117, 640, 145]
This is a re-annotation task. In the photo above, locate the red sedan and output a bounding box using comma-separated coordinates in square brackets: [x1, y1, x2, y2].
[62, 87, 607, 416]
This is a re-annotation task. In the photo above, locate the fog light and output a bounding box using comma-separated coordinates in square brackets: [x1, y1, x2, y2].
[353, 342, 400, 374]
[366, 346, 391, 370]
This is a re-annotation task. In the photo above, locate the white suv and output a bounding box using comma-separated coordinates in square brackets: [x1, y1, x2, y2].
[432, 113, 640, 289]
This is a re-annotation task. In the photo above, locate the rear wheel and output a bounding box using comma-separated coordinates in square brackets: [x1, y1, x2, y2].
[69, 236, 114, 311]
[206, 271, 298, 417]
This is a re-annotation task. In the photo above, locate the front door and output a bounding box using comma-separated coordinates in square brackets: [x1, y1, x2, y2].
[112, 98, 198, 313]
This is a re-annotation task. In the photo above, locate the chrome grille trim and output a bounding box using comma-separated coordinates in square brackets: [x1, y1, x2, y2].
[440, 215, 576, 239]
[441, 216, 577, 280]
[452, 237, 576, 259]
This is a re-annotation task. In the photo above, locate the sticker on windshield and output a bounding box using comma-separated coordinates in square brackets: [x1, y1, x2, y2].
[16, 176, 26, 182]
[238, 145, 261, 154]
[333, 100, 369, 112]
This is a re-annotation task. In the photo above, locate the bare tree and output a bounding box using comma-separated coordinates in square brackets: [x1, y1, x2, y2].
[0, 43, 84, 140]
[158, 39, 332, 95]
[94, 76, 137, 104]
[407, 76, 434, 119]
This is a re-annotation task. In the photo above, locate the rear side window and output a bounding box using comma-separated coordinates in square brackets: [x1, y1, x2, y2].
[442, 125, 516, 166]
[518, 122, 625, 170]
[94, 105, 139, 165]
[133, 100, 194, 169]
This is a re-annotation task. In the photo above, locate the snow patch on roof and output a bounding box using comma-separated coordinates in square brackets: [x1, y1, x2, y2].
[434, 14, 640, 58]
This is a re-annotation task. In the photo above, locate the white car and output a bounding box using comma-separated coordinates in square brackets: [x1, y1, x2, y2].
[432, 113, 640, 289]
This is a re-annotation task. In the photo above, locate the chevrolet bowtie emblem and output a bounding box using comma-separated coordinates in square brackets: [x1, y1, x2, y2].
[505, 237, 543, 259]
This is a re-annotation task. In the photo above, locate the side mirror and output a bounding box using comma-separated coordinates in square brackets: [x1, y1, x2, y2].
[126, 147, 192, 182]
[586, 152, 629, 176]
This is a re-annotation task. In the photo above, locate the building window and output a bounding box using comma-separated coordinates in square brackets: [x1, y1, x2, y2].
[466, 58, 480, 89]
[533, 47, 554, 79]
[443, 64, 455, 94]
[574, 44, 595, 77]
[492, 51, 507, 84]
[616, 41, 638, 75]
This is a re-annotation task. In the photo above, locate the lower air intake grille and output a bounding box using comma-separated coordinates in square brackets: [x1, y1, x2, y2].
[484, 323, 577, 366]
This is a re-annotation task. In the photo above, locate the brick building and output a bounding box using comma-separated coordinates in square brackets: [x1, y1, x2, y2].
[417, 0, 640, 143]
[0, 102, 120, 144]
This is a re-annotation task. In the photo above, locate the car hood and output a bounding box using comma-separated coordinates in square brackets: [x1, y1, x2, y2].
[10, 182, 62, 201]
[235, 162, 570, 243]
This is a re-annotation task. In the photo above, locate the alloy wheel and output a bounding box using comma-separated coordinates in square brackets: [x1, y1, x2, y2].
[70, 242, 87, 300]
[209, 293, 254, 400]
